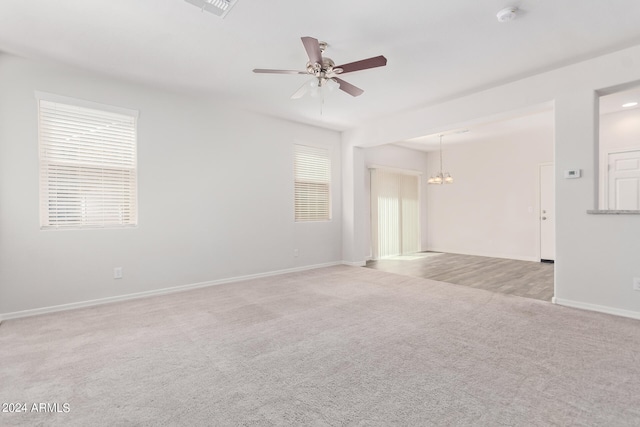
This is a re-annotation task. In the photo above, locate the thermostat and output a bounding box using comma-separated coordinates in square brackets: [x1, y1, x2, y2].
[564, 169, 581, 179]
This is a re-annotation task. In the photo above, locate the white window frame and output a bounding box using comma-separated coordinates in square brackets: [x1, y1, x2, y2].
[36, 91, 139, 230]
[294, 143, 332, 222]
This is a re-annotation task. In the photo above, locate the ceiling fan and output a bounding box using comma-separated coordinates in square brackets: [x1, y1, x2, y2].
[253, 36, 387, 99]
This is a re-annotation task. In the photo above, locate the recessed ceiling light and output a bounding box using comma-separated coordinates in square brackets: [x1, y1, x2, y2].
[622, 102, 638, 108]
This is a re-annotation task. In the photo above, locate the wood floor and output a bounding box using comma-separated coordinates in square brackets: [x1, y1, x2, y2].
[365, 252, 554, 301]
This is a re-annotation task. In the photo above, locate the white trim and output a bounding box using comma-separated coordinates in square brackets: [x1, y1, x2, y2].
[553, 297, 640, 321]
[0, 262, 341, 323]
[34, 90, 139, 118]
[342, 260, 367, 267]
[425, 247, 538, 262]
[367, 164, 423, 176]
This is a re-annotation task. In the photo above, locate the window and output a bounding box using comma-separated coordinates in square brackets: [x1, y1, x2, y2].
[294, 144, 331, 221]
[37, 93, 138, 229]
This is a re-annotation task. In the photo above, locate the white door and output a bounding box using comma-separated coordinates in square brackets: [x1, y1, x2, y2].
[539, 164, 555, 261]
[608, 150, 640, 210]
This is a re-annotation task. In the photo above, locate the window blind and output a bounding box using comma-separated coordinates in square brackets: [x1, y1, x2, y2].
[370, 168, 420, 259]
[294, 144, 331, 221]
[38, 99, 138, 229]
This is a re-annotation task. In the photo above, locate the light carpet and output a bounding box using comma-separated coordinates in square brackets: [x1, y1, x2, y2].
[1, 266, 639, 426]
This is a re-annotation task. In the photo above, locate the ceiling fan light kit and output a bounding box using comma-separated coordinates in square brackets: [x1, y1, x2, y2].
[253, 36, 387, 99]
[292, 77, 340, 99]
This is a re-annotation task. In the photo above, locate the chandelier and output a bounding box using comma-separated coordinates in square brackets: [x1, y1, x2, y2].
[427, 134, 453, 185]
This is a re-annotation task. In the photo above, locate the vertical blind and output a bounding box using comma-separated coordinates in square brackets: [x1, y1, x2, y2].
[370, 168, 420, 259]
[38, 99, 138, 229]
[294, 144, 331, 221]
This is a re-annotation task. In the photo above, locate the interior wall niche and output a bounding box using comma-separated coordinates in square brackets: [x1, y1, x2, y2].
[598, 85, 640, 211]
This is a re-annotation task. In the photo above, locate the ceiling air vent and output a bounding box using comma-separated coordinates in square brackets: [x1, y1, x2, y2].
[185, 0, 238, 18]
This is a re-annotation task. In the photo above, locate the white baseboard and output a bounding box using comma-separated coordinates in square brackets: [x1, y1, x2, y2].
[342, 260, 367, 267]
[425, 247, 538, 262]
[553, 297, 640, 321]
[0, 261, 343, 323]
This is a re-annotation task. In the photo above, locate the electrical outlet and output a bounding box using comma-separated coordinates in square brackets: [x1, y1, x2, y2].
[633, 277, 640, 291]
[293, 249, 299, 257]
[114, 267, 123, 279]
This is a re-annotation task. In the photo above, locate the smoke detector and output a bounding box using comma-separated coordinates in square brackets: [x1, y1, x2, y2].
[496, 7, 518, 23]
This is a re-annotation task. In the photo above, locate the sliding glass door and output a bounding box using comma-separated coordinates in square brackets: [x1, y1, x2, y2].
[370, 168, 420, 259]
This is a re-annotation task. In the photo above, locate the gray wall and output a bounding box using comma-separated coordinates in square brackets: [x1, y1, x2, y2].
[0, 54, 342, 315]
[426, 118, 554, 261]
[343, 44, 640, 319]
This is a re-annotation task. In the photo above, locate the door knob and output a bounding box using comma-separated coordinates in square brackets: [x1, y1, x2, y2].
[542, 216, 547, 220]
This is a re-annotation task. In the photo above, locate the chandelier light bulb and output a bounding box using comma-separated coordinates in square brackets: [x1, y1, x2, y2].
[428, 135, 454, 185]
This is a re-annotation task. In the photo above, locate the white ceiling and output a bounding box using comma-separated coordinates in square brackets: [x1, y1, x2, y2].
[1, 0, 640, 131]
[600, 87, 640, 115]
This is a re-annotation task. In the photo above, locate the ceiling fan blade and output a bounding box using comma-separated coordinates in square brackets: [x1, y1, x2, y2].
[335, 55, 387, 74]
[253, 69, 307, 74]
[301, 36, 322, 64]
[291, 81, 311, 99]
[333, 77, 364, 97]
